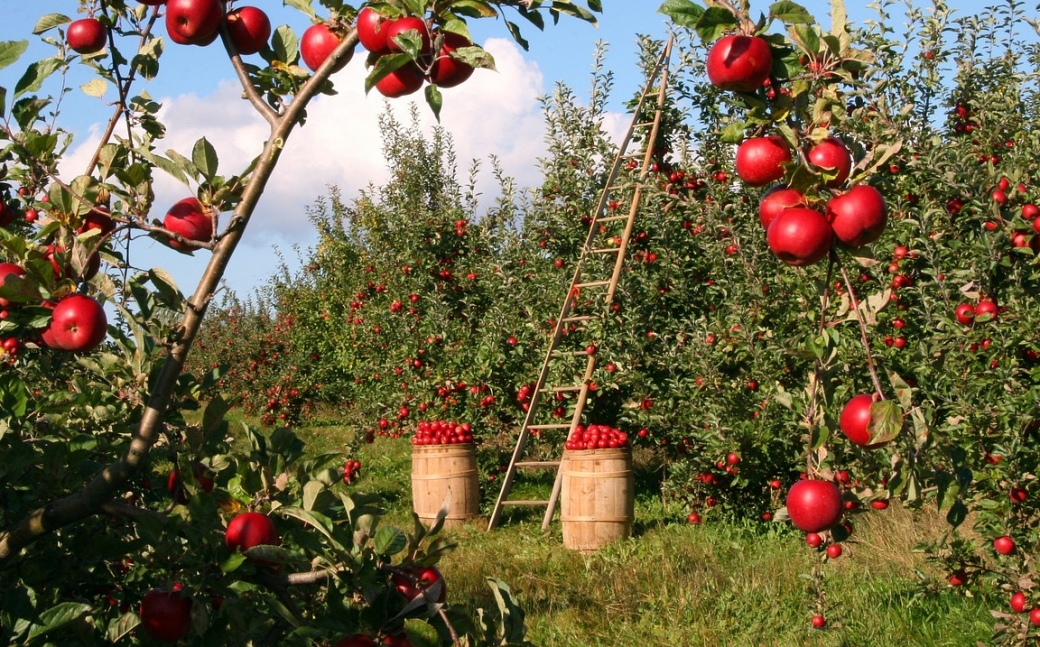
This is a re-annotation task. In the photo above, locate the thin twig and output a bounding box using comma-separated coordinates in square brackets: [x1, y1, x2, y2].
[835, 254, 886, 398]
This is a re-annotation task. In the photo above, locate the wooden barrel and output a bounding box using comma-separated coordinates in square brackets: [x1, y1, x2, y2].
[411, 443, 480, 529]
[561, 448, 634, 551]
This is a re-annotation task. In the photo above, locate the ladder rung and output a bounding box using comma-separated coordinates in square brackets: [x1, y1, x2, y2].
[634, 121, 655, 128]
[503, 500, 550, 507]
[561, 315, 597, 323]
[552, 350, 591, 357]
[597, 215, 628, 223]
[540, 385, 583, 393]
[515, 461, 561, 469]
[621, 151, 643, 159]
[576, 280, 611, 288]
[528, 424, 572, 430]
[591, 247, 622, 254]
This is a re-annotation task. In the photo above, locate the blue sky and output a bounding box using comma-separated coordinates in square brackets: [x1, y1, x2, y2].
[1, 2, 982, 297]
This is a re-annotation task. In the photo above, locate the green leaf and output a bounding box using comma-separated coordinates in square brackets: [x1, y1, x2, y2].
[148, 267, 184, 309]
[276, 505, 343, 549]
[403, 618, 440, 647]
[202, 394, 231, 437]
[657, 0, 707, 27]
[424, 84, 442, 122]
[15, 57, 64, 97]
[105, 611, 139, 644]
[694, 7, 738, 43]
[867, 399, 903, 445]
[719, 120, 747, 144]
[488, 578, 527, 643]
[769, 2, 813, 25]
[374, 526, 407, 555]
[192, 137, 219, 181]
[302, 479, 324, 511]
[504, 21, 530, 51]
[946, 498, 968, 527]
[284, 0, 317, 20]
[788, 23, 820, 55]
[28, 602, 92, 640]
[80, 78, 107, 98]
[33, 14, 72, 35]
[0, 41, 29, 72]
[271, 26, 300, 65]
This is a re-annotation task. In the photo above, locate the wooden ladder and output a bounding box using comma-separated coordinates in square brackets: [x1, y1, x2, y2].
[487, 37, 675, 532]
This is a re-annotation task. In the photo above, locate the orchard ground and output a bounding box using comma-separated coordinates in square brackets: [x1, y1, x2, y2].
[258, 408, 998, 647]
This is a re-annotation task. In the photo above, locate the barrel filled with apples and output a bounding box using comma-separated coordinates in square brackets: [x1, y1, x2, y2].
[560, 425, 634, 551]
[410, 421, 479, 528]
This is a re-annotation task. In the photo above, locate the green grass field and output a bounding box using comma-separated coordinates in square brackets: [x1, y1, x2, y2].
[287, 420, 995, 647]
[282, 420, 990, 647]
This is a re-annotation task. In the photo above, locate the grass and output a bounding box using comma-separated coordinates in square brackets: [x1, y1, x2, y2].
[272, 417, 998, 646]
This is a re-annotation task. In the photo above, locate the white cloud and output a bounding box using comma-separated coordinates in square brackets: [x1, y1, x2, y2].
[58, 38, 627, 297]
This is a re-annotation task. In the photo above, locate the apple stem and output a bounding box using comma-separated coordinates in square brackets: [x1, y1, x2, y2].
[835, 254, 886, 399]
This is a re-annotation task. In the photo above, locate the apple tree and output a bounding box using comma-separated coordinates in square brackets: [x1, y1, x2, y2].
[0, 0, 602, 644]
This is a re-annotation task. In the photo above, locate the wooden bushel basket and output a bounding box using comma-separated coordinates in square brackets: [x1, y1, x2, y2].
[411, 443, 480, 529]
[561, 447, 634, 551]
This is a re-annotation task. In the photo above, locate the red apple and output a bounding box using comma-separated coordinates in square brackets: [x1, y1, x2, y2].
[140, 588, 192, 643]
[826, 185, 888, 247]
[428, 32, 475, 88]
[301, 23, 354, 73]
[392, 566, 446, 603]
[826, 544, 843, 559]
[705, 34, 772, 92]
[735, 136, 791, 187]
[954, 303, 975, 325]
[766, 207, 832, 266]
[375, 63, 425, 98]
[993, 535, 1015, 555]
[41, 294, 108, 352]
[357, 7, 391, 54]
[163, 197, 214, 249]
[226, 512, 279, 555]
[67, 18, 107, 54]
[225, 6, 271, 56]
[165, 0, 223, 46]
[786, 480, 843, 533]
[1011, 591, 1028, 613]
[384, 16, 432, 56]
[839, 394, 875, 446]
[808, 136, 853, 186]
[78, 206, 116, 236]
[0, 263, 26, 309]
[1031, 607, 1040, 626]
[759, 186, 807, 229]
[974, 298, 998, 322]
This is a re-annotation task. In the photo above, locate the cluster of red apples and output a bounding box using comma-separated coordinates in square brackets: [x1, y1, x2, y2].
[706, 34, 888, 267]
[355, 7, 477, 97]
[66, 1, 476, 100]
[564, 424, 630, 451]
[0, 208, 114, 356]
[411, 420, 475, 445]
